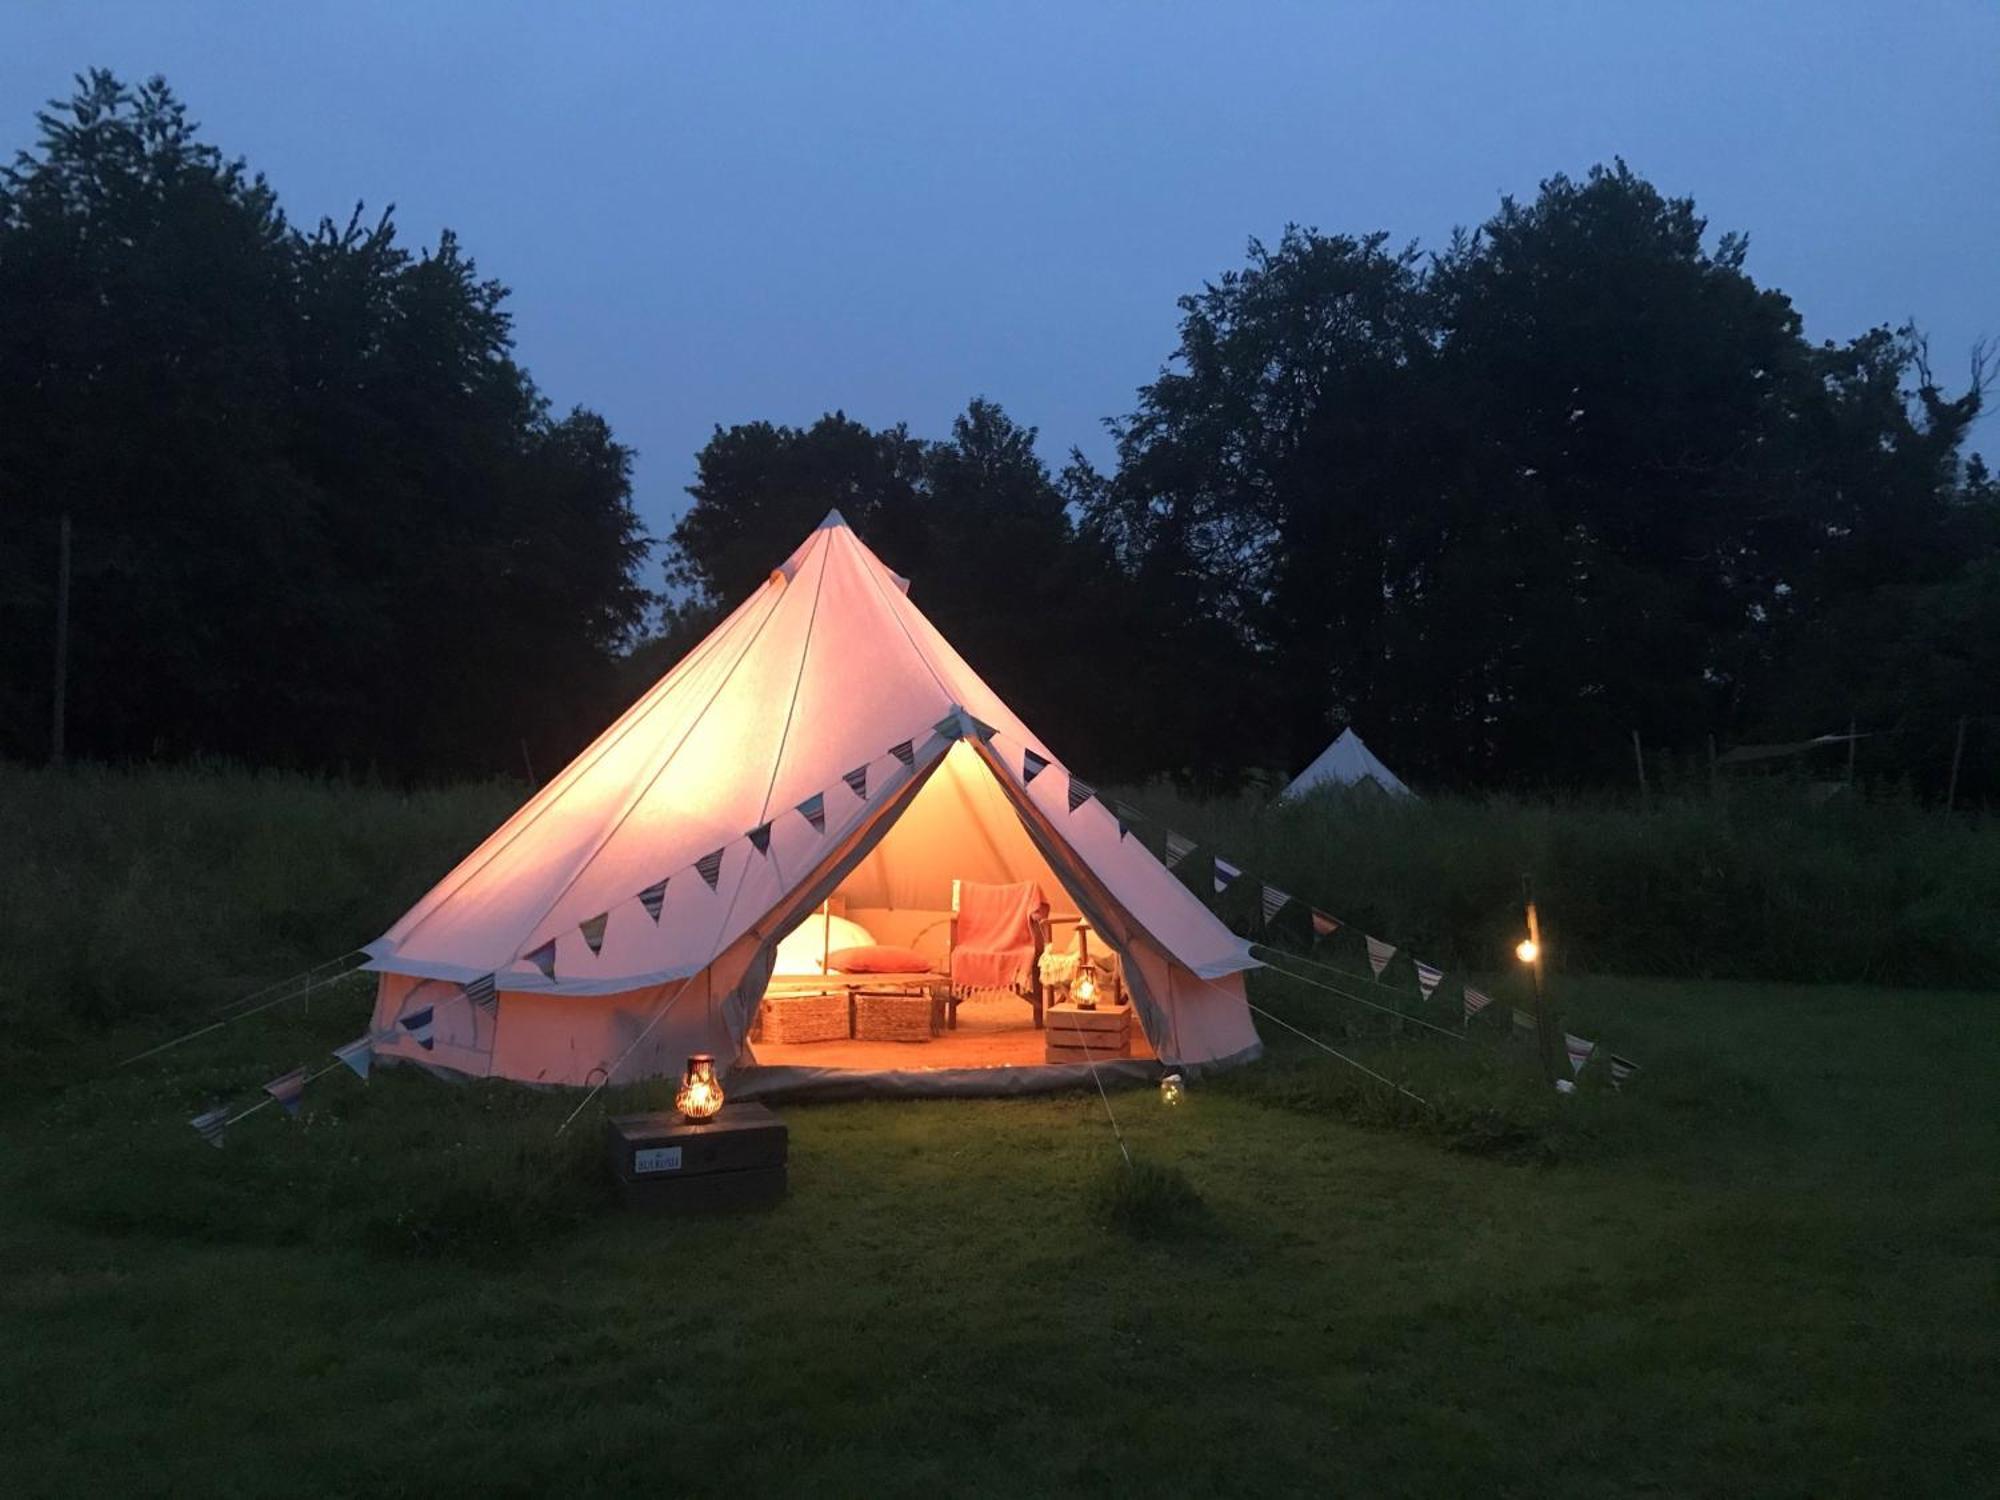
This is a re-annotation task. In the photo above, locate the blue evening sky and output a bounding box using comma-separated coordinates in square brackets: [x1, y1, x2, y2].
[7, 2, 1994, 549]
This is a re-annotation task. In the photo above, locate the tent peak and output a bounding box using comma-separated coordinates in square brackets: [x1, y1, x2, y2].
[816, 508, 849, 530]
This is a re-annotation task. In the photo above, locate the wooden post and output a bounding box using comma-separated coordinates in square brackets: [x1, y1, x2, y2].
[1523, 874, 1559, 1084]
[1631, 729, 1649, 804]
[1946, 716, 1966, 812]
[51, 512, 71, 768]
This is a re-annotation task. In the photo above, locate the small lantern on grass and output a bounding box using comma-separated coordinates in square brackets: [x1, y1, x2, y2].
[1159, 1072, 1185, 1106]
[675, 1053, 724, 1122]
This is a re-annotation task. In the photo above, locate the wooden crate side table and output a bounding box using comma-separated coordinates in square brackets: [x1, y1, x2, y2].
[605, 1102, 788, 1211]
[1045, 1002, 1133, 1063]
[853, 987, 942, 1042]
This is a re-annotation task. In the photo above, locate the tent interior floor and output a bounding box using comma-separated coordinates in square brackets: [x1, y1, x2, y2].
[748, 990, 1155, 1072]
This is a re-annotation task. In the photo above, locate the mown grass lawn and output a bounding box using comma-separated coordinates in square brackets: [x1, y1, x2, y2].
[3, 972, 1993, 1496]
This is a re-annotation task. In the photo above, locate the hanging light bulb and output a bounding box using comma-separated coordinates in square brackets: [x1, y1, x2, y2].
[1516, 937, 1539, 965]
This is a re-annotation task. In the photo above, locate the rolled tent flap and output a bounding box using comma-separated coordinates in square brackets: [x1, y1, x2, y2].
[363, 513, 1262, 1088]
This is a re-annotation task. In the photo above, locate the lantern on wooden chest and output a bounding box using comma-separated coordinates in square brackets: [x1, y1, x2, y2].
[1072, 967, 1099, 1009]
[675, 1053, 724, 1122]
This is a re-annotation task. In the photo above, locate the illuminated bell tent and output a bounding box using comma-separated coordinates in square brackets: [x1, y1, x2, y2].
[1281, 728, 1415, 800]
[362, 512, 1263, 1097]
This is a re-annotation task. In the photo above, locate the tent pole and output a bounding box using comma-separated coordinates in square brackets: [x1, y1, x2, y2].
[1524, 874, 1559, 1085]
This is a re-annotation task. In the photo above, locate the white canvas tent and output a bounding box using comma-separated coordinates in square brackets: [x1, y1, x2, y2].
[1282, 728, 1415, 799]
[362, 512, 1262, 1095]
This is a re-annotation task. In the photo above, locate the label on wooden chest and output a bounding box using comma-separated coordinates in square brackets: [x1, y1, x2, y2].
[633, 1146, 684, 1174]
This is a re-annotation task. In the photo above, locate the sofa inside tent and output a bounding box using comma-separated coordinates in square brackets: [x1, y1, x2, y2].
[361, 512, 1262, 1098]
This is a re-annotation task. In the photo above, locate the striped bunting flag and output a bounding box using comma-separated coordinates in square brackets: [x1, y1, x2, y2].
[887, 738, 915, 769]
[1163, 832, 1196, 870]
[1260, 885, 1290, 924]
[747, 821, 773, 856]
[332, 1036, 374, 1081]
[1565, 1033, 1597, 1076]
[1113, 800, 1142, 841]
[842, 764, 868, 800]
[464, 973, 497, 1013]
[1366, 936, 1396, 979]
[190, 1106, 229, 1149]
[1461, 986, 1495, 1023]
[400, 1006, 436, 1051]
[1213, 857, 1241, 896]
[1413, 960, 1444, 1000]
[1310, 908, 1340, 940]
[637, 877, 669, 923]
[968, 716, 997, 741]
[263, 1067, 307, 1118]
[579, 913, 609, 955]
[524, 940, 557, 982]
[1512, 1006, 1536, 1036]
[1022, 749, 1050, 785]
[1066, 776, 1095, 813]
[795, 791, 826, 835]
[694, 848, 725, 891]
[1609, 1054, 1640, 1088]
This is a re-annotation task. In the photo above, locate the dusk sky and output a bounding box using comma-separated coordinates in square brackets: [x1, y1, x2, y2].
[7, 2, 1995, 544]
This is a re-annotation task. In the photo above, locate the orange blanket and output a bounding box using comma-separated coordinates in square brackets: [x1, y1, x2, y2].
[950, 881, 1042, 996]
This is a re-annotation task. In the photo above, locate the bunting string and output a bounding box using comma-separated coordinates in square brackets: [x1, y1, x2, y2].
[1250, 946, 1470, 1043]
[1243, 1001, 1430, 1106]
[124, 955, 368, 1067]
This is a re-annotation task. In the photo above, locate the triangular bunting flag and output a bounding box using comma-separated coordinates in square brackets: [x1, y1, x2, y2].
[795, 792, 826, 835]
[579, 912, 609, 955]
[262, 1068, 307, 1119]
[968, 716, 997, 741]
[1565, 1033, 1597, 1076]
[1213, 858, 1241, 896]
[190, 1106, 229, 1149]
[887, 739, 914, 769]
[1512, 1006, 1536, 1036]
[333, 1036, 374, 1081]
[1413, 960, 1444, 1000]
[1022, 749, 1049, 785]
[695, 848, 725, 890]
[1310, 908, 1340, 940]
[1164, 832, 1196, 869]
[1609, 1054, 1640, 1088]
[1260, 885, 1290, 924]
[1462, 986, 1495, 1023]
[747, 822, 773, 856]
[1066, 776, 1095, 813]
[932, 712, 965, 742]
[399, 1006, 436, 1050]
[842, 765, 869, 801]
[1366, 936, 1396, 978]
[524, 940, 557, 982]
[464, 973, 497, 1013]
[637, 878, 669, 922]
[1113, 800, 1143, 841]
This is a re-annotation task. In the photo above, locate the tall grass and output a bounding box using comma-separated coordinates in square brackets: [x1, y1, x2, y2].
[0, 762, 517, 1069]
[1121, 780, 2000, 988]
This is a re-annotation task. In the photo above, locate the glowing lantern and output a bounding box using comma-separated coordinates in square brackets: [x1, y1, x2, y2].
[1072, 968, 1099, 1009]
[1159, 1072, 1185, 1106]
[1515, 938, 1539, 965]
[675, 1053, 724, 1122]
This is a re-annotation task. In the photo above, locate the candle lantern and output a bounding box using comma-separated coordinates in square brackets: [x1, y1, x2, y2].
[1072, 967, 1099, 1009]
[675, 1053, 724, 1122]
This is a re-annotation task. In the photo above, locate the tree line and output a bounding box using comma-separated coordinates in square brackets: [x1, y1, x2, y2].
[4, 74, 1993, 799]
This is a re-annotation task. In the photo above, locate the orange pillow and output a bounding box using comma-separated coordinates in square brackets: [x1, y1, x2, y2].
[826, 944, 930, 974]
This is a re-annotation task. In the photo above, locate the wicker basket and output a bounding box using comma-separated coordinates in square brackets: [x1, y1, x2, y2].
[853, 987, 942, 1042]
[759, 990, 849, 1044]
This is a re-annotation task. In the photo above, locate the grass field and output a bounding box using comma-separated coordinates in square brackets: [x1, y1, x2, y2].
[4, 968, 1994, 1496]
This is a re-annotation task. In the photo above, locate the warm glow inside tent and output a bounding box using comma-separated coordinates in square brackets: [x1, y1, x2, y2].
[1281, 728, 1415, 800]
[362, 512, 1262, 1097]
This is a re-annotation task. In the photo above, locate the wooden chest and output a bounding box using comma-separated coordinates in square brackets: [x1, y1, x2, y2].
[853, 987, 942, 1042]
[758, 989, 850, 1044]
[1045, 1002, 1133, 1063]
[605, 1103, 788, 1211]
